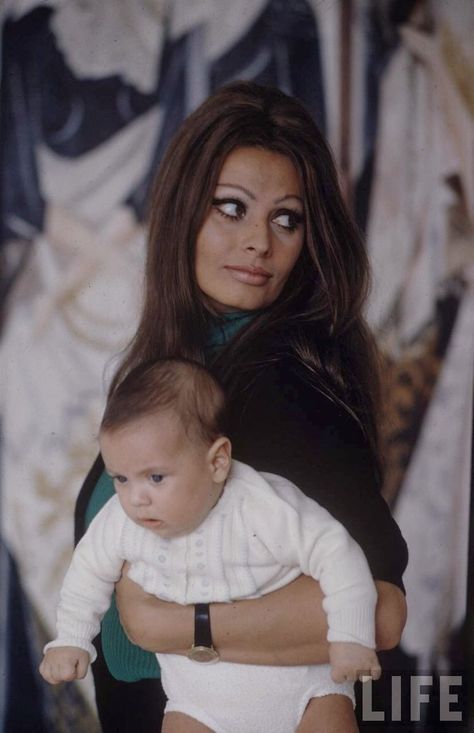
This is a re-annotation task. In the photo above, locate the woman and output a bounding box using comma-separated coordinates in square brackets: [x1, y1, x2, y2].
[75, 81, 408, 732]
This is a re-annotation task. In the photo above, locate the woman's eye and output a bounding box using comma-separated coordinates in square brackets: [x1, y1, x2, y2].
[113, 475, 127, 484]
[212, 198, 245, 220]
[150, 474, 164, 484]
[273, 210, 303, 232]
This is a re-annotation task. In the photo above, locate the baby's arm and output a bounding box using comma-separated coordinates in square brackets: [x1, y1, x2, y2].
[257, 475, 381, 678]
[40, 497, 125, 684]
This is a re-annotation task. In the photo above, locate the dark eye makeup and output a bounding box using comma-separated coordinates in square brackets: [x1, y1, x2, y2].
[212, 197, 303, 232]
[212, 198, 246, 220]
[273, 209, 304, 232]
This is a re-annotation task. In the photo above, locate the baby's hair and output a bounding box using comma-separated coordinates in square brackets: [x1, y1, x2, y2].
[100, 358, 227, 446]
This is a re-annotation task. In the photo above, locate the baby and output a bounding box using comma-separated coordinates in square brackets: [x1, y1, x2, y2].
[40, 358, 381, 733]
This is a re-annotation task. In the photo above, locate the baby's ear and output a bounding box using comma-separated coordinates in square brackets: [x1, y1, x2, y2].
[208, 437, 232, 482]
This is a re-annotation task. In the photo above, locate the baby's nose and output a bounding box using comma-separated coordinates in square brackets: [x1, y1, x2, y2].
[129, 484, 151, 506]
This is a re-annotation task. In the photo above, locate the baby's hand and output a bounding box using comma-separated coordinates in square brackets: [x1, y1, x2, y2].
[39, 647, 90, 685]
[329, 641, 381, 683]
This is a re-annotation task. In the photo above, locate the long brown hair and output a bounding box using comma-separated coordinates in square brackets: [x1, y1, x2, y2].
[112, 81, 382, 465]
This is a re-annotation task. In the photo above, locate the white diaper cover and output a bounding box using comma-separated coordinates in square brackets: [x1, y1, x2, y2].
[158, 655, 355, 733]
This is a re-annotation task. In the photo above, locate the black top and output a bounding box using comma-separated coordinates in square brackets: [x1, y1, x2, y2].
[226, 355, 407, 589]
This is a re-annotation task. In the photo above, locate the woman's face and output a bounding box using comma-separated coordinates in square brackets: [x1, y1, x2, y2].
[195, 146, 305, 312]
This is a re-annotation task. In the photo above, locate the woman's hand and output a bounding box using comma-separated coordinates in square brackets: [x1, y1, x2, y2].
[115, 562, 193, 654]
[115, 566, 406, 664]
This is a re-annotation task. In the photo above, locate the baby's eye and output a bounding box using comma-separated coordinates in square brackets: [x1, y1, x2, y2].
[150, 474, 164, 484]
[113, 475, 127, 484]
[273, 210, 303, 232]
[212, 198, 246, 220]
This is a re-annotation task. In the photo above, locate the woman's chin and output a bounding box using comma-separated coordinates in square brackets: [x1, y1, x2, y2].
[202, 291, 273, 314]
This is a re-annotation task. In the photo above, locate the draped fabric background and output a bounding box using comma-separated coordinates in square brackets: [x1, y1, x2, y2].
[1, 1, 472, 731]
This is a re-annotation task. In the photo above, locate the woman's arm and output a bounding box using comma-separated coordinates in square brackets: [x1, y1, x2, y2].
[116, 571, 406, 665]
[116, 573, 328, 664]
[375, 580, 407, 651]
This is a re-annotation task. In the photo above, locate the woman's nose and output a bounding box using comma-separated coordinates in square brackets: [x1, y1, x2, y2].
[243, 221, 272, 255]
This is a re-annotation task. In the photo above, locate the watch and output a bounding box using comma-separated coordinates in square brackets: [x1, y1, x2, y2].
[187, 603, 220, 663]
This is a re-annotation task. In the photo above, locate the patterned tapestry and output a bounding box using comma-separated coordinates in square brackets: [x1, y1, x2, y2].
[1, 1, 472, 730]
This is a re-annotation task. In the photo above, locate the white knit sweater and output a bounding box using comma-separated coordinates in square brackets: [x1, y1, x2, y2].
[46, 460, 377, 661]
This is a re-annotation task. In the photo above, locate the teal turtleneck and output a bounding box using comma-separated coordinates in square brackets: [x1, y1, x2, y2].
[84, 309, 256, 681]
[206, 309, 256, 354]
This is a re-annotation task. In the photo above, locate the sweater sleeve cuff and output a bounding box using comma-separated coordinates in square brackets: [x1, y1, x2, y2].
[326, 604, 376, 649]
[44, 638, 97, 663]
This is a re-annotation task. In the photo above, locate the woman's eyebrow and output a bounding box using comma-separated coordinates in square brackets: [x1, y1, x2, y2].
[216, 184, 303, 205]
[274, 194, 303, 205]
[216, 183, 256, 199]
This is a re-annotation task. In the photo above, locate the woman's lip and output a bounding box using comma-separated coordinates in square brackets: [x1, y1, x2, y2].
[224, 265, 272, 285]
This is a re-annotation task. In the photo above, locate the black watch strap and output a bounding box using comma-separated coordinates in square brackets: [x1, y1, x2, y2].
[188, 603, 220, 663]
[194, 603, 213, 647]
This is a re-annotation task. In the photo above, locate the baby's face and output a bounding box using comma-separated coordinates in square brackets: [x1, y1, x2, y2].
[100, 412, 226, 539]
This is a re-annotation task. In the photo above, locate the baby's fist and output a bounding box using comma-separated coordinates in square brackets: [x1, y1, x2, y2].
[329, 641, 381, 683]
[39, 646, 90, 685]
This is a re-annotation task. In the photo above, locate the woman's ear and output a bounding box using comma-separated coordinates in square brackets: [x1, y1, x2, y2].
[207, 437, 232, 482]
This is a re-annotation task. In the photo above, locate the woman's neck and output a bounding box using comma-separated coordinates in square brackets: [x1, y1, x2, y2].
[207, 309, 258, 351]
